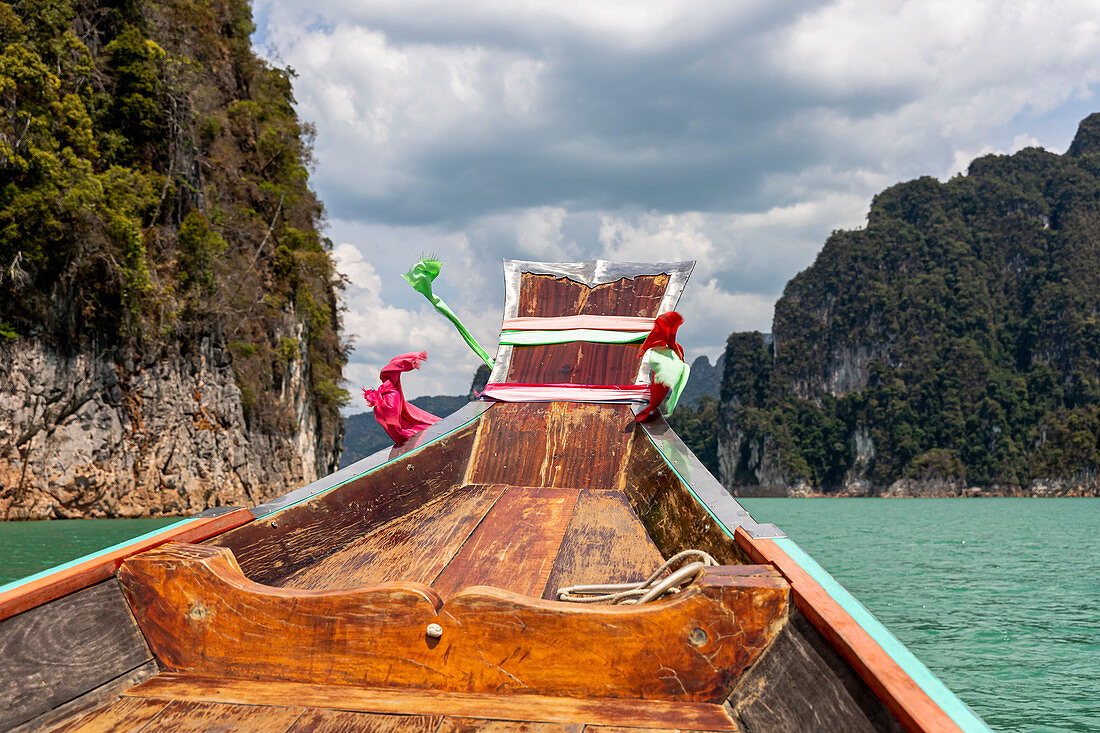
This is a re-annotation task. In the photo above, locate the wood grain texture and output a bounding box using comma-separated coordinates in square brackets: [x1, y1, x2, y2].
[466, 403, 635, 489]
[735, 528, 953, 733]
[207, 422, 478, 586]
[12, 660, 159, 733]
[125, 673, 740, 729]
[431, 486, 579, 599]
[585, 728, 737, 733]
[45, 696, 170, 733]
[279, 484, 506, 590]
[620, 434, 751, 565]
[119, 543, 787, 701]
[727, 609, 904, 733]
[505, 343, 644, 385]
[437, 718, 581, 733]
[144, 700, 305, 732]
[287, 710, 442, 733]
[0, 509, 253, 622]
[541, 489, 665, 601]
[516, 274, 670, 318]
[0, 579, 153, 731]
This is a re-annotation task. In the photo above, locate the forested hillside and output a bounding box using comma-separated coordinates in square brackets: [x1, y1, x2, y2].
[717, 114, 1100, 496]
[0, 0, 347, 517]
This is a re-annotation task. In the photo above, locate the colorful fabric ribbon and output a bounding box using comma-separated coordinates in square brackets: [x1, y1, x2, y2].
[403, 258, 494, 368]
[362, 351, 441, 443]
[481, 383, 650, 403]
[498, 328, 647, 346]
[636, 312, 690, 421]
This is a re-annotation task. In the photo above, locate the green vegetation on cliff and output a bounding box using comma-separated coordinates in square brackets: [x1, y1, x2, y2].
[720, 115, 1100, 492]
[0, 0, 346, 441]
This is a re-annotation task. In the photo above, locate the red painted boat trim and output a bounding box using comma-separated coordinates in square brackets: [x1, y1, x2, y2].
[0, 508, 254, 622]
[734, 527, 964, 733]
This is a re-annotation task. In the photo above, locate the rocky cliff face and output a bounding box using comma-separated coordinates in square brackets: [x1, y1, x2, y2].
[0, 1, 346, 517]
[717, 114, 1100, 497]
[0, 327, 335, 519]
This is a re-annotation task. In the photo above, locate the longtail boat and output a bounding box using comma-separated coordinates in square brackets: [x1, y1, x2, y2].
[0, 260, 990, 732]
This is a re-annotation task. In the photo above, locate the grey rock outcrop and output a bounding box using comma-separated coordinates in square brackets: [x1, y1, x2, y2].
[0, 336, 335, 519]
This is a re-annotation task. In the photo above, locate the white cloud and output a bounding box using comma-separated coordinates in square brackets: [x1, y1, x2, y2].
[253, 0, 1100, 401]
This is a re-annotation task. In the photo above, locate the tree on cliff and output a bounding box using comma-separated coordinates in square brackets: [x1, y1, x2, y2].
[0, 0, 348, 515]
[717, 114, 1100, 495]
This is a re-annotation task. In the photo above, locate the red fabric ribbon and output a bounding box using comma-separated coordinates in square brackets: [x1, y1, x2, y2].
[635, 311, 685, 421]
[635, 381, 671, 422]
[362, 351, 440, 443]
[637, 311, 685, 361]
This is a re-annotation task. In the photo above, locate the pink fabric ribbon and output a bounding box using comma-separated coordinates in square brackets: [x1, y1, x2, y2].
[480, 383, 650, 403]
[362, 351, 440, 443]
[501, 315, 656, 332]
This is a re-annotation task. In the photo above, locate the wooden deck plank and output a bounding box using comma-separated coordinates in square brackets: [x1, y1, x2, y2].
[438, 718, 581, 733]
[278, 485, 506, 590]
[466, 403, 635, 490]
[145, 700, 305, 732]
[584, 728, 737, 733]
[542, 489, 665, 600]
[45, 697, 170, 733]
[431, 486, 579, 599]
[287, 710, 442, 733]
[123, 674, 739, 730]
[0, 580, 154, 731]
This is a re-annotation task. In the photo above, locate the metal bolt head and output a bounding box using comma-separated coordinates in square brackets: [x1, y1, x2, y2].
[688, 627, 708, 647]
[426, 623, 443, 639]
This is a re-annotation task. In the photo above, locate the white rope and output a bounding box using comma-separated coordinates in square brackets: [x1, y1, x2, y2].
[555, 549, 718, 604]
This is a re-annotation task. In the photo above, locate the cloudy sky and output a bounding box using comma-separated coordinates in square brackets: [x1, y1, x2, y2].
[251, 0, 1100, 410]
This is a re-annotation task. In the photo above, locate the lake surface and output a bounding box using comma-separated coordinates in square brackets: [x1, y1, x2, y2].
[1, 499, 1097, 732]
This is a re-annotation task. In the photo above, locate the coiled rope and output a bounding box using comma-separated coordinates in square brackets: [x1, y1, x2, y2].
[555, 549, 718, 604]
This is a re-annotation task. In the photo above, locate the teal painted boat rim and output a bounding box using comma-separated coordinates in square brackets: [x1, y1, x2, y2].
[0, 516, 201, 595]
[774, 537, 991, 732]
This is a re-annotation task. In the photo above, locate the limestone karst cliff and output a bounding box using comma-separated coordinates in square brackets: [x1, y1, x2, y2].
[0, 0, 346, 518]
[716, 114, 1100, 497]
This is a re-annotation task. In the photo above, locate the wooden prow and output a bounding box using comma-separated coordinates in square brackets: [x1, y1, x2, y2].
[119, 542, 788, 702]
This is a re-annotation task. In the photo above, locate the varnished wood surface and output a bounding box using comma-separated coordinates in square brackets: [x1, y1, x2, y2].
[541, 489, 665, 600]
[119, 543, 787, 701]
[145, 700, 306, 731]
[432, 486, 579, 599]
[123, 673, 741, 729]
[727, 608, 904, 733]
[437, 719, 581, 733]
[516, 273, 670, 318]
[45, 696, 170, 733]
[0, 508, 253, 622]
[466, 403, 635, 489]
[279, 484, 507, 590]
[207, 422, 478, 586]
[621, 433, 751, 564]
[736, 528, 955, 733]
[505, 343, 644, 385]
[287, 710, 443, 733]
[0, 579, 154, 731]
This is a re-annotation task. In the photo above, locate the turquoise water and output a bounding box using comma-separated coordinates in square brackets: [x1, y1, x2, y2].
[741, 498, 1100, 733]
[0, 517, 178, 585]
[1, 500, 1097, 731]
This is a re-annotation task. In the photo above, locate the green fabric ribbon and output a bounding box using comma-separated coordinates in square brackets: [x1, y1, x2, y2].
[498, 329, 647, 346]
[402, 258, 494, 368]
[648, 347, 690, 415]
